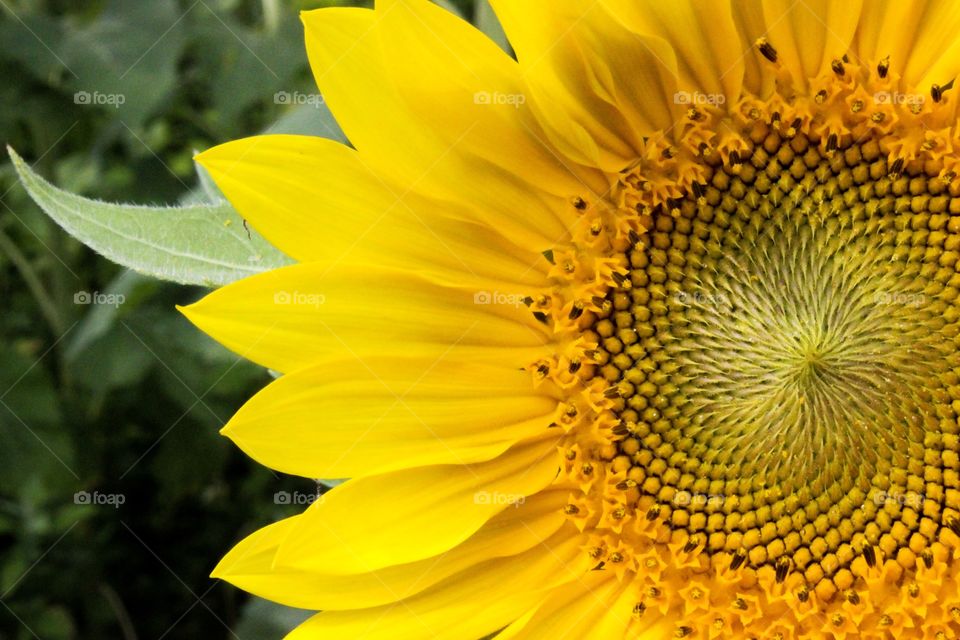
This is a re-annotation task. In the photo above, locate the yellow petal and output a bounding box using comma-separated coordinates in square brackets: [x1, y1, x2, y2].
[223, 355, 557, 478]
[730, 0, 776, 97]
[274, 439, 560, 574]
[760, 0, 863, 89]
[301, 6, 587, 245]
[212, 489, 570, 610]
[374, 0, 600, 208]
[284, 530, 588, 640]
[196, 134, 552, 286]
[491, 0, 680, 170]
[497, 571, 629, 640]
[855, 1, 960, 91]
[603, 0, 744, 107]
[179, 262, 550, 373]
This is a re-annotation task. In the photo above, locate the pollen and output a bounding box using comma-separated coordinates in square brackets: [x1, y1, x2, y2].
[534, 52, 960, 639]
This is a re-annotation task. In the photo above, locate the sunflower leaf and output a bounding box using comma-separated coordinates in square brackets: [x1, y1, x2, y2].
[475, 0, 510, 54]
[8, 146, 293, 287]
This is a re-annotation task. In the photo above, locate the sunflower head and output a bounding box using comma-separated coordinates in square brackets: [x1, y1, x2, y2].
[185, 1, 960, 638]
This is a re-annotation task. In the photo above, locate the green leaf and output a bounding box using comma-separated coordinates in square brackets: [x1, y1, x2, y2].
[0, 345, 73, 488]
[475, 0, 510, 54]
[59, 0, 186, 128]
[192, 156, 227, 204]
[432, 0, 465, 18]
[235, 597, 312, 638]
[188, 8, 305, 127]
[265, 102, 348, 144]
[63, 270, 159, 364]
[8, 146, 293, 287]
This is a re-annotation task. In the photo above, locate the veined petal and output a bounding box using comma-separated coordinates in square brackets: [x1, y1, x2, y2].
[179, 262, 550, 374]
[301, 6, 592, 245]
[760, 0, 863, 89]
[212, 489, 571, 610]
[500, 573, 672, 640]
[196, 134, 552, 285]
[854, 0, 960, 91]
[284, 530, 589, 640]
[491, 0, 680, 170]
[274, 438, 560, 574]
[222, 356, 558, 478]
[499, 571, 622, 640]
[730, 0, 775, 97]
[374, 0, 603, 208]
[602, 0, 744, 108]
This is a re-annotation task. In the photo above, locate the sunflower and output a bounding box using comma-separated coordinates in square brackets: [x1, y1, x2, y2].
[183, 1, 960, 638]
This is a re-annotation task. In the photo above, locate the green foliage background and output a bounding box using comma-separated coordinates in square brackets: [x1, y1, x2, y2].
[0, 0, 486, 637]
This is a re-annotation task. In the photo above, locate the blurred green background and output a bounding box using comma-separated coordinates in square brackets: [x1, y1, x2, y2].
[0, 0, 491, 638]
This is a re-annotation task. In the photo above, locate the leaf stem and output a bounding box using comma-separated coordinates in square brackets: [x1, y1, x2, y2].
[0, 224, 66, 337]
